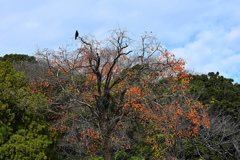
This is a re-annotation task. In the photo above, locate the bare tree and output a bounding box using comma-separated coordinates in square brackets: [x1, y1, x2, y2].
[189, 111, 240, 160]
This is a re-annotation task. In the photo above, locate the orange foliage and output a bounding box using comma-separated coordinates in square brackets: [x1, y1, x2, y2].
[31, 30, 210, 158]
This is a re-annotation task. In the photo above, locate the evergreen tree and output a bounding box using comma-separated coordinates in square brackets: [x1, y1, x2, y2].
[0, 61, 57, 160]
[0, 54, 37, 64]
[190, 72, 240, 118]
[187, 72, 240, 159]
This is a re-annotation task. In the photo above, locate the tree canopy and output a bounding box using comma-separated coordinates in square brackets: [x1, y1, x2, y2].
[1, 29, 239, 159]
[0, 61, 57, 160]
[31, 29, 209, 159]
[0, 54, 37, 64]
[189, 72, 240, 118]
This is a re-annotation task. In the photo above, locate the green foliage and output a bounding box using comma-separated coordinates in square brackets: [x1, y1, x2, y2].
[188, 72, 240, 159]
[115, 150, 129, 159]
[190, 72, 240, 118]
[0, 61, 57, 159]
[88, 156, 104, 160]
[0, 128, 52, 160]
[114, 150, 146, 160]
[0, 53, 37, 64]
[127, 156, 145, 160]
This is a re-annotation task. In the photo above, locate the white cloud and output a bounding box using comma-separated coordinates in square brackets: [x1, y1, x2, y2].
[171, 25, 240, 82]
[0, 0, 240, 82]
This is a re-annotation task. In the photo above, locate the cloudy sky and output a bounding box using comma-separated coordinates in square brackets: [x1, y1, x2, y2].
[1, 0, 240, 82]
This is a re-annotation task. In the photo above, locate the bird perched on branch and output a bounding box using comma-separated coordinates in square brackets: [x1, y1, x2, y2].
[75, 30, 79, 40]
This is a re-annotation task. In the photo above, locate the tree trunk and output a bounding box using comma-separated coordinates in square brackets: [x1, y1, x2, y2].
[103, 135, 114, 160]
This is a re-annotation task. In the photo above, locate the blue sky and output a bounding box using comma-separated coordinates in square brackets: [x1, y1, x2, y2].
[1, 0, 240, 82]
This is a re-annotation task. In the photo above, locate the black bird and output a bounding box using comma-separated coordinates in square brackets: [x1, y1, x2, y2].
[75, 30, 79, 40]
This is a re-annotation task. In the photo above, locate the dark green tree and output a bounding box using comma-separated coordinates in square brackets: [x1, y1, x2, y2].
[0, 61, 58, 160]
[0, 54, 37, 64]
[186, 72, 240, 159]
[190, 72, 240, 118]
